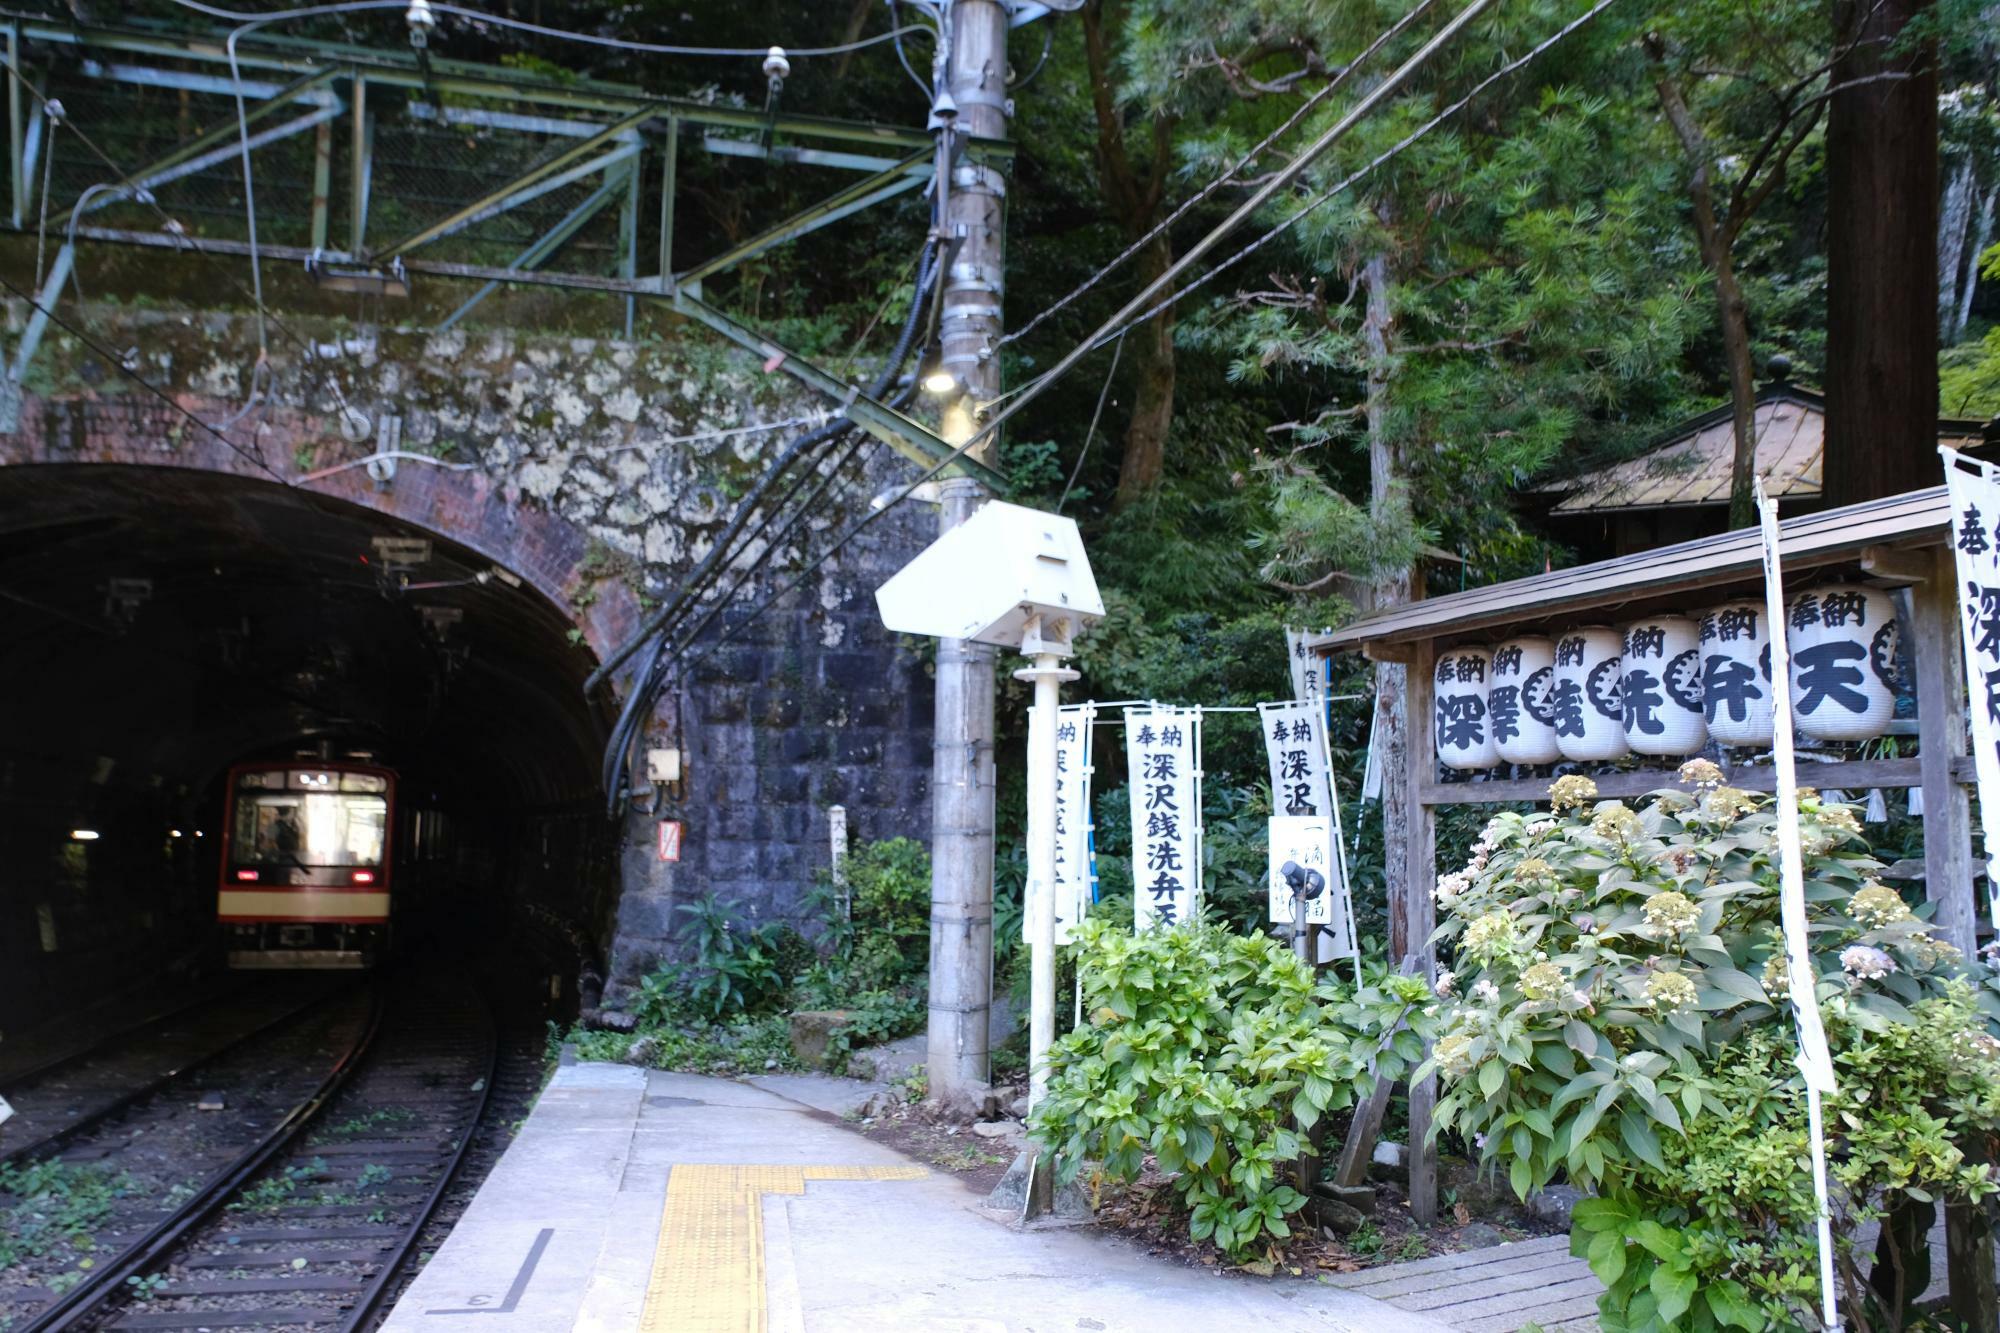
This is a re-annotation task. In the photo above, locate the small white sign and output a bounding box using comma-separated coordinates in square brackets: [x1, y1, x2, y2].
[1268, 815, 1336, 926]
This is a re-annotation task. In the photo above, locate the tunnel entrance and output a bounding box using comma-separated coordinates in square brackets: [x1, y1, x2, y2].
[0, 464, 617, 1036]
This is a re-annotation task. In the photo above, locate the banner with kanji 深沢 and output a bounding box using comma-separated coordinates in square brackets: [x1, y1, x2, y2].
[1258, 700, 1358, 956]
[1940, 446, 2000, 929]
[1285, 627, 1327, 705]
[1125, 706, 1200, 929]
[1050, 703, 1096, 944]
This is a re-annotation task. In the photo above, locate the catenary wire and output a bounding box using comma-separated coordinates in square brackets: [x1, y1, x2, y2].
[1057, 329, 1122, 513]
[0, 269, 291, 485]
[165, 0, 933, 59]
[997, 0, 1446, 350]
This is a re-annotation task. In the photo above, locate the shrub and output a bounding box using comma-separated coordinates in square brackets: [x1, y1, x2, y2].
[642, 893, 787, 1021]
[1428, 771, 2000, 1330]
[1028, 916, 1434, 1262]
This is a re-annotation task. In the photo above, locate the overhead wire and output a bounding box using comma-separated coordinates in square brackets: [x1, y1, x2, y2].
[164, 0, 935, 59]
[672, 0, 1628, 634]
[1057, 329, 1122, 513]
[996, 0, 1446, 350]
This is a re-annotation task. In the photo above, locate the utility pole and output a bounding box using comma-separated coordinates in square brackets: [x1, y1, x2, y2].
[926, 0, 1009, 1111]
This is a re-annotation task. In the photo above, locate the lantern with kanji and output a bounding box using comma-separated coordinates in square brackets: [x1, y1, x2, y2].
[1787, 585, 1900, 742]
[1489, 636, 1561, 765]
[1698, 601, 1774, 747]
[1434, 647, 1500, 770]
[1619, 616, 1706, 756]
[1552, 626, 1627, 762]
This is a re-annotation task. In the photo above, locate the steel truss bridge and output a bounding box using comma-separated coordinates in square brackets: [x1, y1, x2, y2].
[0, 8, 1005, 482]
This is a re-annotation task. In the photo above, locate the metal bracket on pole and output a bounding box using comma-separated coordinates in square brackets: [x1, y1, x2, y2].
[668, 289, 1004, 488]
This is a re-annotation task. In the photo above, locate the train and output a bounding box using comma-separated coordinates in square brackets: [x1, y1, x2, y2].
[218, 758, 455, 968]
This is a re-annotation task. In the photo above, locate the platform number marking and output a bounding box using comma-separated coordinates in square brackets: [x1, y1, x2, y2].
[424, 1227, 553, 1316]
[658, 820, 683, 862]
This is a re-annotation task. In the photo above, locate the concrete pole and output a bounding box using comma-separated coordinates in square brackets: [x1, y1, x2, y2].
[926, 0, 1009, 1110]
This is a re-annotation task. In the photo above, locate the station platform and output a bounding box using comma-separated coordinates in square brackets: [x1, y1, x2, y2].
[382, 1062, 1450, 1333]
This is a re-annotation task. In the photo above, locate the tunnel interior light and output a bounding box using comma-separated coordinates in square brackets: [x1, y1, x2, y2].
[70, 829, 99, 841]
[169, 829, 183, 838]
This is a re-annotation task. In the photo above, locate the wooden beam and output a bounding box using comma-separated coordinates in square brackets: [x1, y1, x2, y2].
[1334, 954, 1420, 1188]
[1402, 642, 1439, 1225]
[1416, 754, 1969, 807]
[1860, 543, 1933, 585]
[1913, 544, 1977, 954]
[1361, 640, 1413, 664]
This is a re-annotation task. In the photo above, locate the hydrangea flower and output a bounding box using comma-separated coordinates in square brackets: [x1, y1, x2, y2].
[1677, 757, 1724, 789]
[1462, 910, 1515, 957]
[1514, 857, 1557, 888]
[1850, 882, 1912, 928]
[1435, 870, 1473, 906]
[1591, 804, 1642, 842]
[1642, 890, 1700, 937]
[1645, 970, 1698, 1011]
[1435, 1031, 1477, 1078]
[1762, 953, 1792, 1000]
[1702, 786, 1759, 821]
[1840, 945, 1896, 980]
[1912, 935, 1962, 968]
[1471, 979, 1502, 1004]
[1520, 961, 1566, 1001]
[1435, 969, 1457, 997]
[1549, 774, 1598, 812]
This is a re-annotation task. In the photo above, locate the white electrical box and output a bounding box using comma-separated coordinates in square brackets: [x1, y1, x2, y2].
[874, 500, 1104, 650]
[646, 748, 682, 783]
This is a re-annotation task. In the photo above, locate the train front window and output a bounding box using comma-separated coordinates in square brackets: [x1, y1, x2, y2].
[233, 792, 387, 867]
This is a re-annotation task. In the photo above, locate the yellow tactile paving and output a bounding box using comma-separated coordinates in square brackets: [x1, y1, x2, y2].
[640, 1164, 926, 1333]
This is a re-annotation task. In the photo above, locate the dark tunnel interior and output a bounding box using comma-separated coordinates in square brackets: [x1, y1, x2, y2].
[0, 465, 620, 1038]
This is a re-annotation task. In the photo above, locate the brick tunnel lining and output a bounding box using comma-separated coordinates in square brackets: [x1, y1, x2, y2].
[0, 463, 619, 1032]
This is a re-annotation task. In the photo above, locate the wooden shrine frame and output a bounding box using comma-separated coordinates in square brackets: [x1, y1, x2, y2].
[1312, 485, 1995, 1321]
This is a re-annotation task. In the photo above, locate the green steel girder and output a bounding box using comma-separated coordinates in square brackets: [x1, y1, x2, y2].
[670, 289, 1000, 488]
[674, 148, 931, 288]
[376, 107, 651, 259]
[46, 66, 342, 230]
[2, 10, 1012, 165]
[436, 173, 628, 331]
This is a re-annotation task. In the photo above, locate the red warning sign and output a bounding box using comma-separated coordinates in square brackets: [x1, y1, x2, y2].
[657, 820, 683, 862]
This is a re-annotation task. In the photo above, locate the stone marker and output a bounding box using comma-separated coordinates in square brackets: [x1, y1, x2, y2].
[788, 1010, 859, 1070]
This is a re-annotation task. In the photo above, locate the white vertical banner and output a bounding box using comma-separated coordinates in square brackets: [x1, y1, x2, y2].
[1045, 703, 1096, 945]
[1126, 706, 1201, 929]
[1260, 701, 1358, 957]
[1940, 446, 2000, 930]
[1754, 478, 1841, 1332]
[1285, 627, 1326, 705]
[1269, 815, 1335, 926]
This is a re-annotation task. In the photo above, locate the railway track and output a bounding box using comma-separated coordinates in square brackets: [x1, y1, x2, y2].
[3, 973, 495, 1333]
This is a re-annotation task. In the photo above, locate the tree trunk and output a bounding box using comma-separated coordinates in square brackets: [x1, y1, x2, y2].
[1361, 249, 1413, 949]
[1957, 187, 1997, 346]
[1940, 156, 1976, 339]
[1824, 0, 1941, 508]
[1114, 234, 1177, 507]
[1713, 251, 1761, 531]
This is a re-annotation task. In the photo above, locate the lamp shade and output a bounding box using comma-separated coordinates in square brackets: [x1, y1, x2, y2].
[1552, 627, 1628, 762]
[1698, 602, 1775, 747]
[1490, 636, 1562, 765]
[1620, 616, 1707, 756]
[1787, 585, 1900, 742]
[1434, 647, 1500, 771]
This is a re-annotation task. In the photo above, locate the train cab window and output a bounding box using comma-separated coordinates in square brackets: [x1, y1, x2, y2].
[232, 785, 387, 867]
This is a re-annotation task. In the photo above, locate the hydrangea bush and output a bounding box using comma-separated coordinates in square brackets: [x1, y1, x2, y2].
[1028, 916, 1434, 1262]
[1427, 764, 2000, 1330]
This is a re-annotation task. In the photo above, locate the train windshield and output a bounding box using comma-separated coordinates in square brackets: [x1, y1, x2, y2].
[232, 789, 388, 867]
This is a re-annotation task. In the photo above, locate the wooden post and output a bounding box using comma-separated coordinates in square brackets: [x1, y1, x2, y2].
[1401, 640, 1439, 1224]
[1911, 542, 1998, 1328]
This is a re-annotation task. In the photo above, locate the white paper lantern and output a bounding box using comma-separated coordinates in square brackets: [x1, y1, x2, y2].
[1787, 585, 1900, 742]
[1434, 647, 1500, 771]
[1489, 636, 1561, 765]
[1552, 627, 1628, 762]
[1620, 616, 1707, 756]
[1698, 602, 1774, 747]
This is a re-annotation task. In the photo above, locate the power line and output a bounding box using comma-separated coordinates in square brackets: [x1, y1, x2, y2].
[998, 0, 1447, 350]
[0, 269, 292, 485]
[164, 0, 934, 59]
[1076, 0, 1626, 357]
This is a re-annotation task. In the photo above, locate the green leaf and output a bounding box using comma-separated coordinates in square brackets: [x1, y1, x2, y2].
[1619, 1110, 1666, 1172]
[1478, 1060, 1506, 1098]
[1706, 1279, 1761, 1330]
[1586, 1227, 1628, 1285]
[1630, 1220, 1682, 1262]
[1651, 1265, 1696, 1322]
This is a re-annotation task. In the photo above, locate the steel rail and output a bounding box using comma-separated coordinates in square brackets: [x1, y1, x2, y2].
[337, 995, 498, 1331]
[0, 983, 343, 1170]
[21, 982, 388, 1333]
[0, 978, 244, 1096]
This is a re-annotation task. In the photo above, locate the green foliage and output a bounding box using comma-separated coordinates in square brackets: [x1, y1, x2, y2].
[641, 893, 788, 1022]
[1028, 916, 1434, 1262]
[1429, 774, 2000, 1330]
[0, 1160, 133, 1267]
[1942, 319, 2000, 417]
